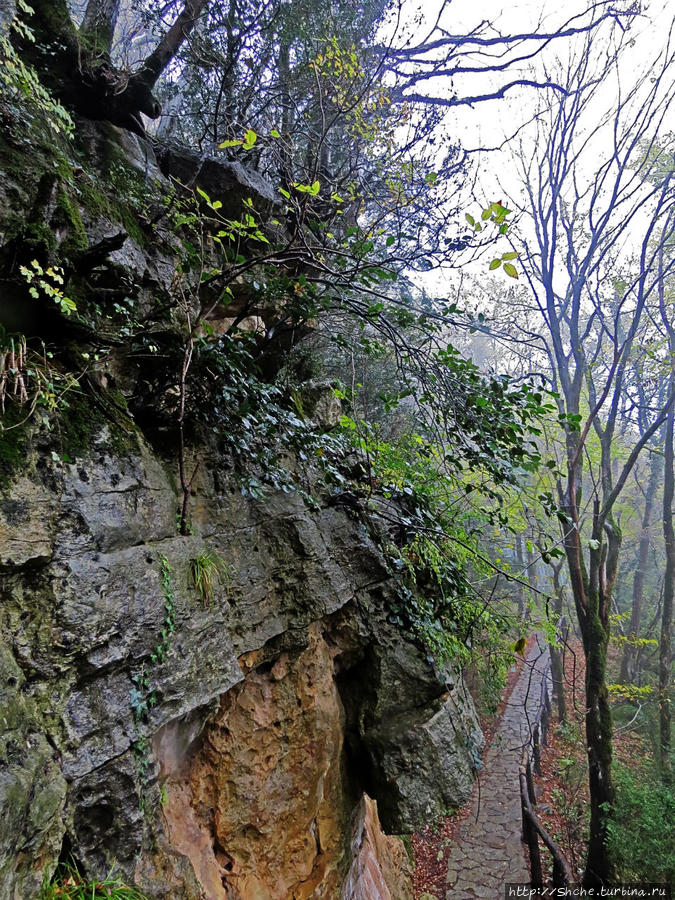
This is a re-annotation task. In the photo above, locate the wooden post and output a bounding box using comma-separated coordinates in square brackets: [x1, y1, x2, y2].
[520, 761, 543, 886]
[533, 723, 542, 775]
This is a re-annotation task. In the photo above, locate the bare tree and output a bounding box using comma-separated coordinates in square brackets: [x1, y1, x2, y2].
[17, 0, 640, 140]
[515, 18, 675, 885]
[380, 0, 640, 107]
[658, 235, 674, 783]
[619, 387, 665, 684]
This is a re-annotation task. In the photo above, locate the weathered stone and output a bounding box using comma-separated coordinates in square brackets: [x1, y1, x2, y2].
[0, 476, 58, 569]
[438, 641, 550, 899]
[163, 623, 349, 900]
[156, 146, 281, 220]
[0, 122, 485, 900]
[341, 795, 414, 900]
[0, 643, 67, 899]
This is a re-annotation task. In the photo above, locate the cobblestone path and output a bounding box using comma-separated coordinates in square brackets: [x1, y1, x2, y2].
[443, 638, 551, 899]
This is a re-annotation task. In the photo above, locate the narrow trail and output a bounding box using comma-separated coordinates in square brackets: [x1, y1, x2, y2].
[443, 638, 551, 899]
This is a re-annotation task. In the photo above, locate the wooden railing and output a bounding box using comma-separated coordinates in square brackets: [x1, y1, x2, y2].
[518, 660, 575, 888]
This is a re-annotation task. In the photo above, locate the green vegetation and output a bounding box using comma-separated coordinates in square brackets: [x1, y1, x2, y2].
[1, 0, 674, 887]
[153, 556, 176, 665]
[0, 3, 73, 139]
[606, 763, 675, 884]
[190, 550, 229, 606]
[56, 390, 138, 463]
[38, 862, 148, 900]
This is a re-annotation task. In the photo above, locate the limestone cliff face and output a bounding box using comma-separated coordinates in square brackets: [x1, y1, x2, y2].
[0, 114, 484, 899]
[0, 428, 483, 898]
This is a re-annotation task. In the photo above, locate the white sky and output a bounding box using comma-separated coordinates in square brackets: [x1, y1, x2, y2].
[399, 0, 675, 305]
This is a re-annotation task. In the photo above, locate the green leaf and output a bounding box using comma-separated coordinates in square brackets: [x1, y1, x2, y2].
[501, 251, 519, 261]
[503, 263, 518, 279]
[279, 187, 290, 199]
[218, 139, 243, 149]
[386, 235, 395, 247]
[481, 208, 491, 221]
[465, 213, 475, 226]
[269, 129, 281, 138]
[489, 259, 501, 270]
[242, 128, 257, 149]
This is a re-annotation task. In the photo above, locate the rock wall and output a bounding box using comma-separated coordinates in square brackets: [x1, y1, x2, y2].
[0, 423, 483, 899]
[0, 111, 484, 898]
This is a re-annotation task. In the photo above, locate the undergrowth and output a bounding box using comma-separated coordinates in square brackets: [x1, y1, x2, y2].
[38, 862, 148, 899]
[606, 763, 675, 885]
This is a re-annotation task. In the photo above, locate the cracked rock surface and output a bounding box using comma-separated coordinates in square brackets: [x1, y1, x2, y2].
[1, 427, 483, 899]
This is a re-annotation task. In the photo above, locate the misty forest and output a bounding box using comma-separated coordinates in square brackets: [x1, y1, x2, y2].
[0, 0, 673, 898]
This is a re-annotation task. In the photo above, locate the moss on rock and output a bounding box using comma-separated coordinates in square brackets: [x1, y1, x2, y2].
[0, 407, 30, 489]
[58, 389, 140, 463]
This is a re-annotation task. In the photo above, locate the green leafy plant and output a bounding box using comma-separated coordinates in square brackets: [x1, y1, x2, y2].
[0, 4, 73, 137]
[152, 556, 176, 664]
[19, 260, 77, 316]
[190, 550, 229, 606]
[38, 861, 148, 899]
[0, 329, 80, 434]
[606, 763, 675, 884]
[128, 557, 177, 810]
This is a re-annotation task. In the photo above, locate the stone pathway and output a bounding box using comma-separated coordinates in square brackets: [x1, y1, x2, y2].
[443, 638, 551, 899]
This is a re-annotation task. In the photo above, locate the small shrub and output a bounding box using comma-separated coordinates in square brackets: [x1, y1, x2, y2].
[606, 763, 675, 884]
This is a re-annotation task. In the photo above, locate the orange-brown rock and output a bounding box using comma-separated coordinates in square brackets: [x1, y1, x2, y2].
[342, 795, 413, 900]
[163, 622, 351, 899]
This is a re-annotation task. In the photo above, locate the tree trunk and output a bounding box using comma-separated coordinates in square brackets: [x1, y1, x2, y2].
[563, 477, 617, 887]
[19, 0, 207, 137]
[80, 0, 121, 56]
[551, 561, 567, 723]
[580, 605, 615, 887]
[515, 531, 526, 621]
[660, 384, 674, 783]
[620, 450, 661, 683]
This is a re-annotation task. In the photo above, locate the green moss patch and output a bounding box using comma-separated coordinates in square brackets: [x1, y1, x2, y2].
[58, 389, 139, 463]
[0, 407, 29, 489]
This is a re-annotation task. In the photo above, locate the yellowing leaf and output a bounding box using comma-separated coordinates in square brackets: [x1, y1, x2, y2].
[242, 128, 257, 149]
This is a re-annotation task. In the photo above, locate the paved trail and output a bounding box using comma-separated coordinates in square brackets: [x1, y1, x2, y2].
[443, 639, 551, 899]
